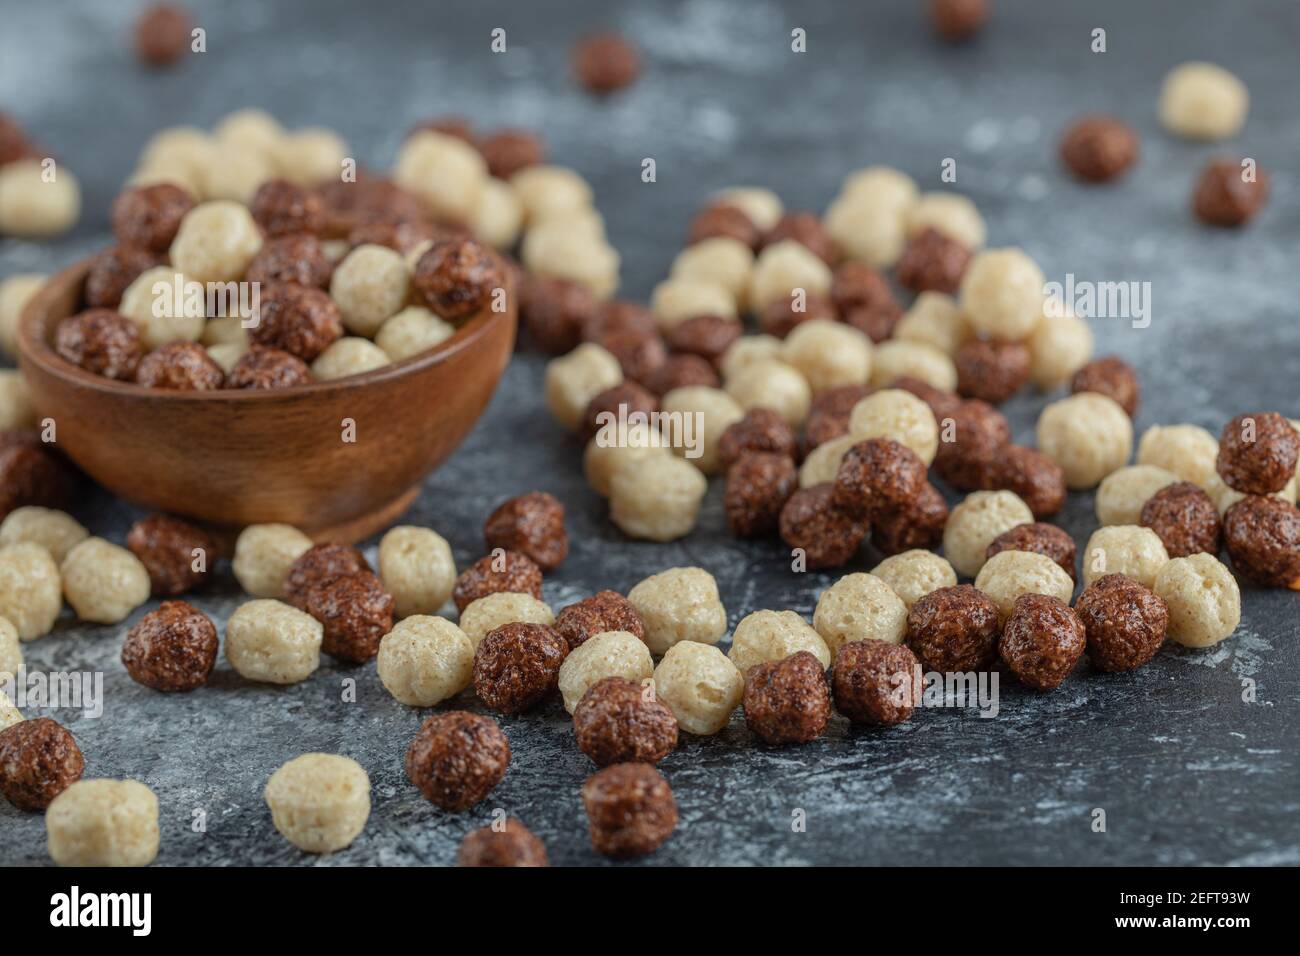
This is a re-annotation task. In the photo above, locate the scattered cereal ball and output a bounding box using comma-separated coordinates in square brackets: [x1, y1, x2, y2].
[521, 223, 620, 298]
[304, 570, 394, 664]
[545, 343, 623, 431]
[835, 436, 925, 521]
[111, 183, 195, 257]
[870, 340, 958, 393]
[118, 267, 205, 350]
[642, 353, 717, 396]
[459, 592, 554, 650]
[1217, 412, 1299, 496]
[874, 481, 950, 555]
[986, 522, 1077, 581]
[458, 817, 549, 867]
[709, 187, 781, 233]
[0, 614, 20, 678]
[1081, 525, 1170, 589]
[724, 451, 797, 538]
[894, 292, 969, 357]
[849, 388, 939, 465]
[609, 454, 707, 542]
[1095, 464, 1180, 526]
[1028, 304, 1094, 390]
[0, 542, 62, 641]
[311, 336, 391, 380]
[906, 584, 1001, 672]
[225, 599, 322, 684]
[483, 491, 568, 571]
[728, 609, 831, 674]
[650, 276, 736, 331]
[1075, 574, 1168, 672]
[407, 710, 512, 815]
[719, 334, 783, 383]
[1059, 114, 1141, 182]
[653, 641, 742, 735]
[824, 167, 917, 268]
[812, 572, 908, 659]
[213, 108, 285, 161]
[670, 237, 754, 305]
[276, 127, 350, 187]
[573, 676, 677, 767]
[0, 717, 83, 811]
[329, 244, 410, 336]
[1158, 61, 1248, 141]
[199, 144, 276, 205]
[121, 600, 218, 692]
[554, 591, 644, 652]
[558, 630, 654, 714]
[0, 273, 46, 357]
[264, 753, 370, 854]
[45, 778, 158, 866]
[627, 567, 726, 655]
[0, 370, 36, 431]
[0, 158, 80, 238]
[582, 763, 676, 859]
[1036, 392, 1133, 490]
[943, 489, 1035, 579]
[394, 130, 487, 221]
[974, 549, 1075, 623]
[232, 523, 312, 599]
[1206, 470, 1298, 518]
[689, 202, 760, 248]
[928, 0, 990, 41]
[797, 433, 853, 487]
[59, 537, 149, 625]
[959, 247, 1045, 341]
[668, 311, 743, 368]
[831, 640, 921, 726]
[725, 359, 812, 428]
[472, 622, 568, 713]
[906, 192, 985, 249]
[896, 226, 974, 296]
[376, 615, 474, 707]
[1193, 158, 1269, 228]
[472, 177, 524, 249]
[717, 407, 798, 470]
[1136, 423, 1219, 489]
[168, 200, 262, 283]
[583, 421, 670, 498]
[954, 338, 1030, 405]
[451, 551, 542, 614]
[747, 239, 832, 314]
[0, 687, 21, 731]
[999, 593, 1085, 691]
[1140, 481, 1223, 557]
[780, 319, 872, 393]
[0, 506, 87, 563]
[1223, 496, 1300, 589]
[1071, 355, 1141, 418]
[510, 164, 593, 224]
[871, 550, 958, 610]
[660, 385, 743, 475]
[1154, 553, 1241, 648]
[779, 481, 869, 567]
[742, 650, 832, 745]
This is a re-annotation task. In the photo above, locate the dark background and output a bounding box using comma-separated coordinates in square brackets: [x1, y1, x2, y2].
[1, 0, 1297, 866]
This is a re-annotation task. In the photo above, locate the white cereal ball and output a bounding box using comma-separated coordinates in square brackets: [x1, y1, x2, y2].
[825, 167, 918, 268]
[812, 573, 908, 658]
[583, 421, 672, 497]
[1081, 526, 1170, 589]
[127, 161, 202, 199]
[906, 192, 986, 249]
[264, 754, 370, 854]
[330, 244, 410, 337]
[653, 642, 743, 735]
[471, 177, 524, 249]
[1036, 392, 1133, 489]
[0, 507, 88, 563]
[46, 779, 160, 867]
[871, 550, 958, 610]
[140, 126, 216, 181]
[725, 359, 812, 427]
[394, 131, 487, 223]
[798, 434, 856, 488]
[670, 237, 754, 305]
[1158, 61, 1249, 141]
[868, 339, 958, 391]
[545, 343, 623, 431]
[974, 550, 1075, 622]
[225, 599, 323, 684]
[199, 145, 276, 205]
[0, 687, 21, 731]
[781, 319, 872, 392]
[841, 165, 920, 207]
[959, 247, 1046, 341]
[200, 314, 249, 348]
[894, 291, 971, 356]
[748, 239, 833, 314]
[377, 525, 456, 617]
[729, 609, 831, 674]
[0, 616, 21, 682]
[849, 388, 939, 464]
[558, 630, 655, 713]
[0, 370, 37, 430]
[277, 127, 350, 187]
[214, 108, 286, 160]
[459, 592, 554, 649]
[609, 454, 708, 542]
[0, 273, 47, 357]
[232, 523, 313, 599]
[943, 490, 1035, 579]
[627, 566, 727, 655]
[1095, 465, 1180, 526]
[660, 385, 744, 475]
[1028, 303, 1095, 389]
[1136, 424, 1220, 489]
[0, 158, 80, 238]
[1154, 553, 1241, 648]
[168, 201, 263, 284]
[375, 306, 454, 362]
[311, 337, 392, 380]
[719, 334, 782, 383]
[60, 538, 150, 625]
[1206, 471, 1297, 518]
[206, 343, 246, 374]
[714, 186, 784, 231]
[521, 224, 620, 298]
[376, 616, 474, 706]
[0, 543, 62, 641]
[119, 267, 205, 350]
[510, 164, 594, 224]
[650, 276, 736, 331]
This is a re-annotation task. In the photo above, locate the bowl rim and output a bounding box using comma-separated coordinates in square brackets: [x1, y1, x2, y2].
[18, 256, 513, 403]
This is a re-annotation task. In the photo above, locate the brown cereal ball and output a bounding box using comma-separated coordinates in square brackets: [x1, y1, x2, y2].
[284, 543, 370, 610]
[121, 600, 219, 692]
[955, 338, 1031, 405]
[890, 375, 962, 421]
[1140, 481, 1222, 557]
[226, 346, 312, 390]
[1193, 159, 1270, 227]
[54, 309, 143, 381]
[303, 570, 395, 664]
[933, 399, 1010, 491]
[582, 763, 676, 859]
[830, 260, 892, 314]
[906, 584, 1000, 673]
[895, 227, 972, 295]
[412, 237, 504, 321]
[0, 112, 33, 166]
[244, 233, 332, 289]
[134, 3, 191, 66]
[843, 302, 902, 347]
[0, 718, 83, 812]
[759, 291, 834, 340]
[999, 593, 1085, 691]
[554, 591, 645, 651]
[1223, 496, 1300, 589]
[250, 179, 326, 237]
[452, 551, 544, 613]
[688, 203, 760, 249]
[573, 676, 679, 767]
[642, 353, 719, 396]
[1075, 573, 1169, 672]
[135, 342, 225, 390]
[992, 445, 1068, 520]
[718, 407, 798, 470]
[457, 817, 549, 867]
[483, 491, 569, 572]
[410, 115, 475, 144]
[249, 282, 342, 361]
[762, 211, 836, 264]
[84, 245, 162, 310]
[478, 129, 545, 180]
[779, 483, 868, 569]
[406, 711, 510, 811]
[0, 444, 78, 519]
[833, 438, 926, 518]
[582, 382, 658, 443]
[125, 512, 216, 595]
[986, 522, 1078, 581]
[1071, 355, 1141, 418]
[928, 0, 989, 41]
[742, 651, 831, 746]
[472, 622, 568, 714]
[871, 481, 949, 555]
[666, 314, 743, 367]
[573, 31, 641, 94]
[111, 182, 194, 253]
[832, 640, 921, 726]
[521, 275, 595, 355]
[346, 218, 438, 254]
[1060, 115, 1140, 182]
[724, 451, 798, 538]
[589, 327, 667, 387]
[1216, 412, 1299, 495]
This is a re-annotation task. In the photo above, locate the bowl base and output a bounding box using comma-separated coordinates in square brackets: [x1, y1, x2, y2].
[199, 484, 422, 552]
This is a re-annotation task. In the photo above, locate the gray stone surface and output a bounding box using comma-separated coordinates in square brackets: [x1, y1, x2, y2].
[1, 0, 1297, 866]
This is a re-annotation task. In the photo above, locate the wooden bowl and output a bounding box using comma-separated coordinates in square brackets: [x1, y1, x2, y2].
[17, 258, 515, 543]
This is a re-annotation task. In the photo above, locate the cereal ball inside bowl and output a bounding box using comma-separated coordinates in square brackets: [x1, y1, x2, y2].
[412, 237, 504, 322]
[609, 454, 707, 542]
[122, 600, 218, 692]
[574, 676, 677, 767]
[458, 817, 549, 868]
[558, 630, 654, 714]
[906, 583, 1000, 672]
[244, 233, 333, 289]
[460, 592, 555, 650]
[311, 336, 392, 380]
[0, 506, 87, 563]
[958, 247, 1045, 341]
[0, 542, 63, 640]
[406, 711, 510, 811]
[849, 388, 939, 464]
[729, 609, 831, 673]
[1216, 412, 1299, 496]
[60, 537, 150, 624]
[168, 200, 262, 283]
[582, 763, 677, 859]
[112, 182, 195, 253]
[1036, 392, 1133, 489]
[250, 178, 324, 237]
[328, 244, 410, 336]
[472, 622, 568, 713]
[45, 779, 158, 867]
[264, 753, 370, 854]
[1075, 573, 1168, 672]
[375, 306, 453, 361]
[378, 525, 456, 618]
[743, 651, 832, 746]
[225, 599, 322, 684]
[395, 131, 487, 223]
[871, 550, 958, 610]
[832, 640, 921, 726]
[1096, 465, 1179, 527]
[813, 572, 908, 658]
[998, 594, 1085, 691]
[1154, 553, 1241, 648]
[942, 490, 1035, 579]
[0, 717, 83, 811]
[627, 567, 726, 655]
[248, 282, 342, 362]
[53, 308, 144, 381]
[1081, 525, 1170, 589]
[1139, 481, 1222, 557]
[376, 615, 474, 707]
[974, 549, 1075, 623]
[1158, 61, 1248, 140]
[226, 346, 311, 389]
[653, 642, 743, 735]
[1223, 496, 1300, 589]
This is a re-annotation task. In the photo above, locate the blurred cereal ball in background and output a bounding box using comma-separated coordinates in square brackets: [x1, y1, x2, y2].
[1158, 61, 1249, 140]
[0, 158, 81, 239]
